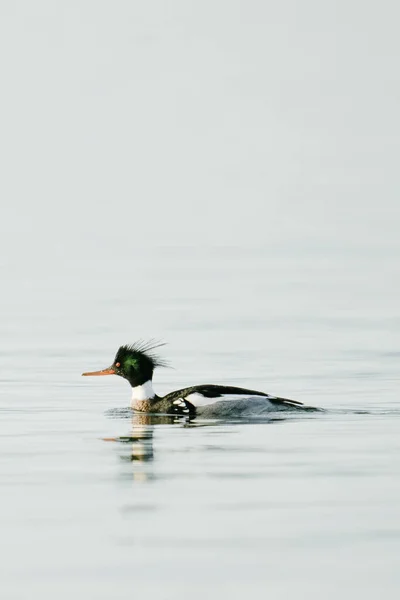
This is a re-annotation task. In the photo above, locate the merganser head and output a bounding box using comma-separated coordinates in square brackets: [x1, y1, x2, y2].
[82, 340, 167, 388]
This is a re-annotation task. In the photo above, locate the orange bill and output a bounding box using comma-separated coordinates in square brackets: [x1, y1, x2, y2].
[82, 367, 116, 376]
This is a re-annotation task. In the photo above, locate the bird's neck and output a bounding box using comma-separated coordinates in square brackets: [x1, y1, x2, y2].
[131, 380, 156, 409]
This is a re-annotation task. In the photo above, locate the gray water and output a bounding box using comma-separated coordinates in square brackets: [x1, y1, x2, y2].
[2, 246, 400, 599]
[1, 1, 400, 598]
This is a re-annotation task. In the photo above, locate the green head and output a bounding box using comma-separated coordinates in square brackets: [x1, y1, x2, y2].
[82, 341, 167, 387]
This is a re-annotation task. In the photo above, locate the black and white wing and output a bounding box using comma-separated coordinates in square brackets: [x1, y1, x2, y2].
[164, 384, 308, 415]
[166, 396, 196, 417]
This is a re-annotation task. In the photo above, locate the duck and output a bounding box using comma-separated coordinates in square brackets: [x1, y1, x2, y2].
[82, 341, 315, 417]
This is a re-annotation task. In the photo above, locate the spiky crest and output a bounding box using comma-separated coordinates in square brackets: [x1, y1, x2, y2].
[114, 339, 168, 370]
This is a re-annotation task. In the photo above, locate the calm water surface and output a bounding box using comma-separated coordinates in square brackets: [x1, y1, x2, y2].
[1, 0, 399, 596]
[1, 246, 400, 599]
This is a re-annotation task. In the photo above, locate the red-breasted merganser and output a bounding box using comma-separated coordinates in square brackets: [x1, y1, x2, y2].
[82, 341, 315, 416]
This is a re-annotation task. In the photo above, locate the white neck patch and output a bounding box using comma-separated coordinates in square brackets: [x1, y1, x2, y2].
[131, 380, 155, 403]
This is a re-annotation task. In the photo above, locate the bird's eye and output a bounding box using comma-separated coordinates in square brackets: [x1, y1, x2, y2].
[115, 362, 120, 368]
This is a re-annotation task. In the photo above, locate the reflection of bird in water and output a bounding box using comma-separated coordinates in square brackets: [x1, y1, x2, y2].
[104, 413, 181, 463]
[83, 340, 317, 417]
[103, 411, 313, 482]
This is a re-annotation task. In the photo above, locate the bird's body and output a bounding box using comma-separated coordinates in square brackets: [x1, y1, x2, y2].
[130, 382, 307, 416]
[82, 341, 316, 417]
